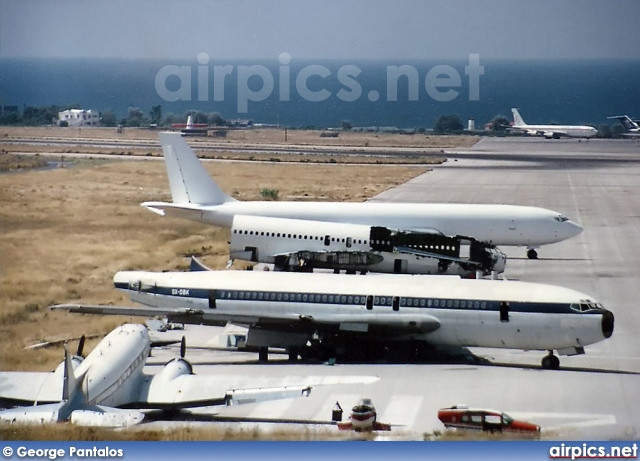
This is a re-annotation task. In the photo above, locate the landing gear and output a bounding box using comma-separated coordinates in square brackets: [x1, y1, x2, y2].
[541, 351, 560, 369]
[527, 249, 538, 260]
[258, 347, 269, 362]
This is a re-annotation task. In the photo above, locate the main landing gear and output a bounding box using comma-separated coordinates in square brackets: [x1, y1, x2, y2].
[541, 351, 560, 370]
[527, 248, 538, 259]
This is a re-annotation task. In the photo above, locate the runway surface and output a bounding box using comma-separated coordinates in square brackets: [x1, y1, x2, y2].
[145, 137, 640, 439]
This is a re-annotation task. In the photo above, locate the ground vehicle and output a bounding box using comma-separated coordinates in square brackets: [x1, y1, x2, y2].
[438, 405, 540, 433]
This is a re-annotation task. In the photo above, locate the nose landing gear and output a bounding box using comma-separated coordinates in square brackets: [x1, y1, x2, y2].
[527, 249, 538, 259]
[541, 351, 560, 369]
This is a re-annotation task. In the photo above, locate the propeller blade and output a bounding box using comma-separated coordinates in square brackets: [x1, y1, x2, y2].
[76, 335, 86, 357]
[180, 336, 186, 358]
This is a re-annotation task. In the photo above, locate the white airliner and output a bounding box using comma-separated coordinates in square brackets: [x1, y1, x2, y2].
[509, 108, 598, 139]
[171, 114, 209, 136]
[0, 324, 376, 426]
[607, 115, 640, 137]
[229, 215, 507, 276]
[54, 270, 615, 369]
[143, 132, 583, 259]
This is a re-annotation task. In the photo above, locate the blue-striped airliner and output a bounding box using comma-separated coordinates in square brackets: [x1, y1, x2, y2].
[54, 270, 614, 370]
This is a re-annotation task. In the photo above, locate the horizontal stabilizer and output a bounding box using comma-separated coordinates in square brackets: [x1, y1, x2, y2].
[70, 406, 145, 427]
[225, 386, 312, 406]
[141, 201, 212, 222]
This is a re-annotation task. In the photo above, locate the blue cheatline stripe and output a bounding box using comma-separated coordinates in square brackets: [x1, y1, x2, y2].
[115, 282, 593, 315]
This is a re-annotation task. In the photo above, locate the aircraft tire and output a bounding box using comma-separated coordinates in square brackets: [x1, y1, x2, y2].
[527, 249, 538, 259]
[541, 354, 560, 370]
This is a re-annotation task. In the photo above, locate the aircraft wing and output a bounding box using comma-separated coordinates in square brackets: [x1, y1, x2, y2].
[0, 371, 63, 405]
[52, 304, 441, 333]
[136, 374, 378, 409]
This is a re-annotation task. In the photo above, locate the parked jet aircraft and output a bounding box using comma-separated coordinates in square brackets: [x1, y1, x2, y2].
[54, 270, 614, 369]
[142, 133, 583, 259]
[607, 115, 640, 137]
[509, 108, 598, 139]
[0, 323, 376, 426]
[229, 215, 506, 276]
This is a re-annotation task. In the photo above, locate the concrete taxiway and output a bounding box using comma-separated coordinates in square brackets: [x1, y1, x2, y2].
[144, 137, 640, 439]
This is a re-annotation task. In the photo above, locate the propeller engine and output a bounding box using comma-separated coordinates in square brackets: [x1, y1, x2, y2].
[156, 336, 193, 381]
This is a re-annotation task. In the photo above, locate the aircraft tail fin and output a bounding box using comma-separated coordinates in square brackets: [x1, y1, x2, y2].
[511, 108, 527, 127]
[58, 343, 86, 421]
[607, 115, 639, 132]
[158, 132, 236, 205]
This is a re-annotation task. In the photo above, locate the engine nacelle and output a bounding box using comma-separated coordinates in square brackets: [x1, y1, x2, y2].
[155, 358, 193, 382]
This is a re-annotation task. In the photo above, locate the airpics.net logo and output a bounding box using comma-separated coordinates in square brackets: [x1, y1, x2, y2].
[155, 52, 484, 113]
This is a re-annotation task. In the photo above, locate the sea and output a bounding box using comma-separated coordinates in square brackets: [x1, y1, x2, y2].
[1, 57, 638, 129]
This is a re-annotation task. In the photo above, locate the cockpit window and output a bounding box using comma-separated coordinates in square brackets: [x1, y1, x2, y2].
[554, 215, 569, 222]
[571, 299, 604, 312]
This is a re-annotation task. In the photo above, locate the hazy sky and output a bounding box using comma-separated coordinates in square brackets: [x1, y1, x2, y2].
[1, 0, 639, 61]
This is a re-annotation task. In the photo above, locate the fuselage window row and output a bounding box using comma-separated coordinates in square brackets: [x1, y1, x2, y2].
[214, 289, 496, 310]
[233, 229, 367, 245]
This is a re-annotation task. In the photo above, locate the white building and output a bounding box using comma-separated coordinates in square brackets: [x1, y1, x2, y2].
[58, 109, 100, 127]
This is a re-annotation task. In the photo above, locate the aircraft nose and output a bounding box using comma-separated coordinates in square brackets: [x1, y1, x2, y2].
[601, 309, 614, 339]
[566, 220, 583, 238]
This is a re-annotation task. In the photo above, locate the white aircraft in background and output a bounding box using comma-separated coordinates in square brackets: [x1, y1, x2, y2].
[229, 215, 506, 277]
[509, 108, 598, 139]
[607, 115, 640, 137]
[54, 269, 614, 369]
[0, 324, 376, 427]
[171, 115, 209, 136]
[143, 132, 583, 259]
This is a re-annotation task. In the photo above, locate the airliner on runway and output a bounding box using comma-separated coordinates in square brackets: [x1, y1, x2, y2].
[0, 324, 376, 426]
[142, 133, 583, 259]
[509, 108, 598, 139]
[54, 270, 614, 369]
[607, 115, 640, 137]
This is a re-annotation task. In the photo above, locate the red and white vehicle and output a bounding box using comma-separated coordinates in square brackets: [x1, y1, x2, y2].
[438, 405, 540, 433]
